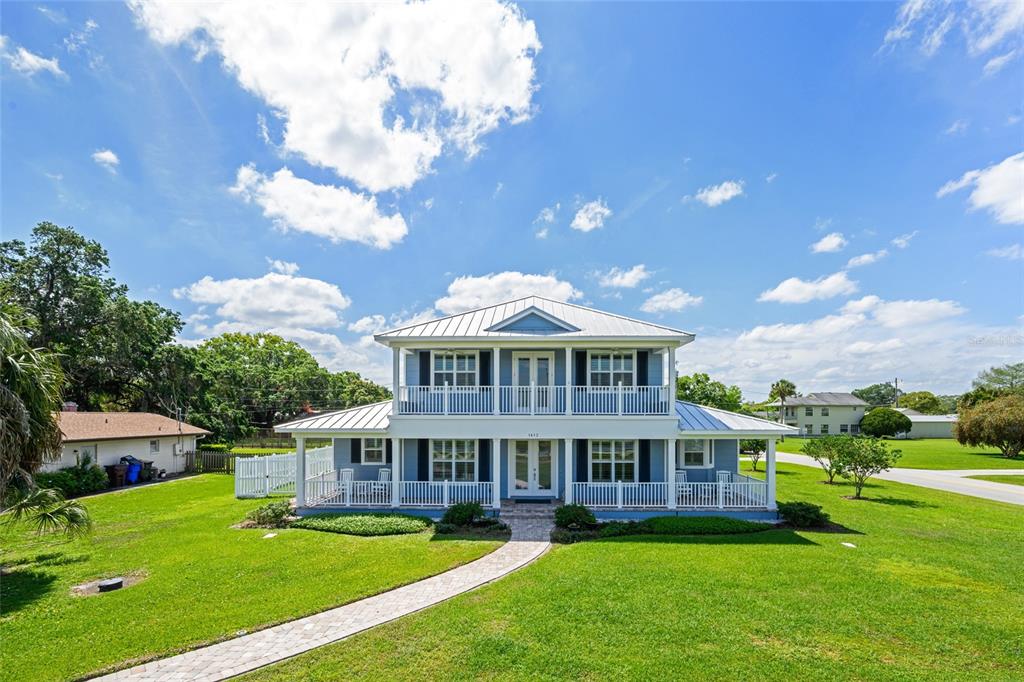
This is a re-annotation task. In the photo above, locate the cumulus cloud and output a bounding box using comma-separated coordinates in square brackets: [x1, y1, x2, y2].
[434, 271, 582, 314]
[639, 288, 702, 313]
[840, 295, 965, 328]
[598, 264, 651, 288]
[810, 232, 847, 253]
[1, 36, 66, 78]
[91, 149, 120, 173]
[757, 271, 858, 304]
[986, 243, 1023, 260]
[694, 180, 744, 207]
[231, 165, 408, 248]
[265, 258, 299, 275]
[130, 1, 541, 194]
[570, 199, 612, 232]
[347, 314, 388, 334]
[937, 152, 1024, 225]
[846, 249, 889, 268]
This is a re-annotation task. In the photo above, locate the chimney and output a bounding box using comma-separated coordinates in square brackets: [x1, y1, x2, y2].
[62, 401, 78, 412]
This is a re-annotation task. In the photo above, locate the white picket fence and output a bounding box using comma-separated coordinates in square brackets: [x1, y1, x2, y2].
[234, 446, 334, 498]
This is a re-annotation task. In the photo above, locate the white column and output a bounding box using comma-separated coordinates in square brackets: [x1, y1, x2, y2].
[668, 346, 677, 403]
[666, 438, 677, 509]
[491, 438, 501, 509]
[766, 438, 777, 510]
[392, 347, 401, 413]
[492, 347, 500, 415]
[295, 436, 306, 508]
[391, 437, 401, 507]
[565, 347, 573, 416]
[564, 438, 574, 504]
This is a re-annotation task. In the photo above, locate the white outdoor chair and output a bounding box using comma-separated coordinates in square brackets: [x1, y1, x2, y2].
[675, 470, 688, 483]
[716, 470, 733, 506]
[372, 468, 392, 493]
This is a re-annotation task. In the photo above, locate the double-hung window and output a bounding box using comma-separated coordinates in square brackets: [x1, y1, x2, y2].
[363, 437, 385, 465]
[150, 439, 160, 454]
[820, 424, 830, 435]
[678, 439, 712, 468]
[589, 351, 634, 387]
[821, 407, 830, 416]
[840, 424, 849, 434]
[431, 440, 476, 481]
[433, 352, 477, 387]
[589, 440, 637, 482]
[804, 407, 813, 417]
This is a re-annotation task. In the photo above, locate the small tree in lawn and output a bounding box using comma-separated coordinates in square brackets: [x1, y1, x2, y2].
[801, 435, 855, 484]
[860, 407, 913, 438]
[955, 395, 1024, 459]
[741, 439, 765, 471]
[833, 438, 901, 499]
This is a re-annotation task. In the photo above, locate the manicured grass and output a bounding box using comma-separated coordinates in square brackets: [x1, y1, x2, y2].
[967, 474, 1024, 487]
[0, 475, 501, 682]
[293, 512, 432, 536]
[777, 437, 1020, 470]
[242, 464, 1024, 681]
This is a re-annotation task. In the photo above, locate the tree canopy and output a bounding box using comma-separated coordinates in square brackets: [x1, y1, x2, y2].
[955, 394, 1024, 459]
[852, 382, 900, 407]
[973, 362, 1024, 392]
[899, 391, 944, 415]
[675, 372, 743, 412]
[860, 407, 913, 438]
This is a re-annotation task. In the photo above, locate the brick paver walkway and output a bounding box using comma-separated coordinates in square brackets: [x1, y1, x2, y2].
[98, 518, 552, 681]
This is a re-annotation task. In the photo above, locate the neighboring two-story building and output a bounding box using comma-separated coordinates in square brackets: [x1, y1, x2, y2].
[769, 392, 868, 436]
[276, 297, 795, 519]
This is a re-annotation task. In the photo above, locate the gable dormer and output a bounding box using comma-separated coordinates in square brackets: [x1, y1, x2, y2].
[485, 305, 579, 335]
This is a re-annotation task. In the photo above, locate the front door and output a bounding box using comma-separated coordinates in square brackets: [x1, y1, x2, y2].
[510, 440, 556, 496]
[512, 352, 555, 413]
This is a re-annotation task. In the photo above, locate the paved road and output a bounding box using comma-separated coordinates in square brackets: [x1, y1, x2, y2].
[776, 452, 1024, 506]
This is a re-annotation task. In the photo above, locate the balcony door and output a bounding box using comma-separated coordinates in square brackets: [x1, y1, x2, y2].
[510, 440, 556, 497]
[512, 351, 555, 412]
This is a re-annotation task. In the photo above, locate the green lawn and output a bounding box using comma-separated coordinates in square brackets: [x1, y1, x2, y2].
[242, 464, 1024, 681]
[0, 475, 501, 682]
[967, 474, 1024, 487]
[776, 437, 1020, 470]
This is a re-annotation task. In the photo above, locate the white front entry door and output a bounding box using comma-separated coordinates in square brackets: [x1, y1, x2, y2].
[510, 440, 556, 496]
[511, 352, 555, 413]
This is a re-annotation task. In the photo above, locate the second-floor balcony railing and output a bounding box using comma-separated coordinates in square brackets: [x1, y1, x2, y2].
[397, 385, 671, 416]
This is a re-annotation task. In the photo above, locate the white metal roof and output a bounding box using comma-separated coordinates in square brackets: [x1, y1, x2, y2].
[676, 401, 799, 435]
[276, 401, 391, 433]
[374, 296, 694, 343]
[767, 392, 868, 407]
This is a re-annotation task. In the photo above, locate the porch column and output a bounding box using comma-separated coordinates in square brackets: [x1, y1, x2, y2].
[295, 436, 306, 508]
[668, 346, 677, 401]
[491, 438, 501, 509]
[564, 438, 574, 504]
[666, 438, 677, 509]
[392, 347, 401, 413]
[391, 437, 401, 507]
[565, 346, 573, 415]
[492, 347, 500, 415]
[766, 438, 777, 510]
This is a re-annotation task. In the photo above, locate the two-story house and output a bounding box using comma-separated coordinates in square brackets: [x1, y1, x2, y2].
[769, 392, 868, 436]
[276, 297, 795, 519]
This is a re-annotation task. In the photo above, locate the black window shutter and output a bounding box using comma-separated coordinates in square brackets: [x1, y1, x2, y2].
[639, 440, 651, 482]
[351, 438, 362, 464]
[419, 351, 431, 386]
[479, 351, 491, 386]
[478, 439, 491, 481]
[417, 439, 429, 481]
[637, 351, 649, 387]
[385, 439, 393, 464]
[575, 439, 588, 483]
[575, 351, 587, 386]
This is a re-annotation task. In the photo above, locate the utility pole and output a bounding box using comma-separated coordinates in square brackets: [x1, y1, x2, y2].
[893, 377, 899, 407]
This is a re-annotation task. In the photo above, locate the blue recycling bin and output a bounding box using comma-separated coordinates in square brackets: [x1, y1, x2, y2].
[125, 462, 142, 484]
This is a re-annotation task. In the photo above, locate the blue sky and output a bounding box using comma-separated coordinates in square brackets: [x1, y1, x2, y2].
[2, 1, 1021, 400]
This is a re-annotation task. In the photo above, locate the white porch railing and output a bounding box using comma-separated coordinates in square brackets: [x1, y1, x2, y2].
[305, 478, 393, 507]
[399, 481, 494, 507]
[573, 477, 768, 510]
[498, 385, 565, 414]
[398, 386, 493, 415]
[571, 385, 671, 415]
[235, 446, 333, 498]
[395, 384, 671, 415]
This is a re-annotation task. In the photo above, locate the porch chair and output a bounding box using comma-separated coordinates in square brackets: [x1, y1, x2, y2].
[675, 470, 689, 506]
[372, 467, 392, 494]
[716, 470, 732, 506]
[339, 468, 354, 503]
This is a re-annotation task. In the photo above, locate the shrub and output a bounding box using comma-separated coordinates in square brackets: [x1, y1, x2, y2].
[801, 435, 856, 484]
[33, 456, 108, 498]
[554, 503, 596, 528]
[860, 407, 913, 438]
[550, 515, 769, 543]
[245, 501, 292, 528]
[955, 394, 1024, 459]
[202, 443, 231, 452]
[441, 502, 485, 526]
[777, 501, 830, 527]
[833, 438, 901, 499]
[434, 522, 457, 535]
[292, 513, 430, 536]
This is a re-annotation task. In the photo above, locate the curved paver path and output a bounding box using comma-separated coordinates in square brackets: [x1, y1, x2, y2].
[776, 452, 1024, 506]
[97, 518, 552, 681]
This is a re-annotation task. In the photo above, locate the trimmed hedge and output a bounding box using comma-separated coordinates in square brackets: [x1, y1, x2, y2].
[554, 504, 596, 528]
[245, 501, 292, 528]
[777, 501, 830, 528]
[293, 513, 432, 536]
[441, 502, 485, 526]
[551, 515, 770, 544]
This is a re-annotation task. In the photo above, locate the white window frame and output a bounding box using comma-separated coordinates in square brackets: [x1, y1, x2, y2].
[78, 444, 97, 466]
[820, 424, 830, 435]
[587, 350, 636, 388]
[362, 437, 385, 465]
[150, 439, 160, 454]
[821, 407, 830, 416]
[431, 350, 479, 388]
[588, 439, 638, 483]
[804, 406, 813, 417]
[804, 424, 813, 435]
[677, 438, 714, 469]
[840, 424, 849, 434]
[511, 351, 556, 387]
[429, 439, 477, 482]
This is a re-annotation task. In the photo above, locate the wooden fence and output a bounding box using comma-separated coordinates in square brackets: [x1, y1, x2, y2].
[184, 450, 237, 474]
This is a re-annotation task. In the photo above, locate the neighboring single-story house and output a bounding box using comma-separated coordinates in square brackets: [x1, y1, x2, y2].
[767, 392, 869, 436]
[44, 408, 210, 473]
[893, 408, 958, 439]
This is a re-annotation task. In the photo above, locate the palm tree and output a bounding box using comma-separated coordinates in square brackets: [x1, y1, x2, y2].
[1, 311, 91, 536]
[769, 379, 797, 426]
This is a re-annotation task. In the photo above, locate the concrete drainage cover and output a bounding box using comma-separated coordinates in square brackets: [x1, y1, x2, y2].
[72, 573, 146, 596]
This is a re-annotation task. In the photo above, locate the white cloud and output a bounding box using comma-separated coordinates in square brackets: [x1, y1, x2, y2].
[91, 149, 120, 173]
[421, 197, 434, 210]
[983, 49, 1018, 76]
[986, 243, 1023, 260]
[64, 18, 98, 53]
[640, 288, 702, 313]
[757, 271, 858, 304]
[810, 232, 847, 253]
[841, 295, 966, 328]
[435, 271, 582, 314]
[347, 314, 387, 334]
[937, 152, 1024, 225]
[738, 313, 865, 344]
[882, 1, 1024, 59]
[265, 258, 299, 275]
[891, 230, 919, 248]
[846, 338, 905, 354]
[534, 202, 559, 224]
[846, 249, 889, 268]
[598, 264, 651, 289]
[570, 199, 612, 232]
[231, 165, 408, 248]
[943, 119, 969, 135]
[694, 180, 744, 207]
[1, 36, 66, 78]
[131, 1, 541, 194]
[37, 6, 67, 23]
[765, 172, 778, 183]
[493, 182, 504, 198]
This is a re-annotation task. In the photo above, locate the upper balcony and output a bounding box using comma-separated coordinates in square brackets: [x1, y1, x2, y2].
[396, 384, 672, 416]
